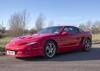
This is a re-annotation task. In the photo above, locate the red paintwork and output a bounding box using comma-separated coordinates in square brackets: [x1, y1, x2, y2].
[5, 26, 92, 57]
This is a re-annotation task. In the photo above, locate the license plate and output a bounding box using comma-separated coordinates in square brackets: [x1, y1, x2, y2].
[7, 50, 15, 55]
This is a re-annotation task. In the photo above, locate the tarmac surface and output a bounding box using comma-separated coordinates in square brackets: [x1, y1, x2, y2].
[0, 44, 100, 71]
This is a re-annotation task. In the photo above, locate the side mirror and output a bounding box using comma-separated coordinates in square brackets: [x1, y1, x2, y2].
[61, 32, 69, 35]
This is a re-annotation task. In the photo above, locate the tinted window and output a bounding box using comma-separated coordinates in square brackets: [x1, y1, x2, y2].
[38, 27, 62, 34]
[64, 27, 80, 34]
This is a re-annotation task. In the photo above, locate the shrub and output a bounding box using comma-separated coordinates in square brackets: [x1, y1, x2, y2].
[0, 47, 5, 52]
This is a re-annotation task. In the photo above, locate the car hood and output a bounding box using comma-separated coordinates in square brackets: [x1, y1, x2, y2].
[6, 33, 55, 47]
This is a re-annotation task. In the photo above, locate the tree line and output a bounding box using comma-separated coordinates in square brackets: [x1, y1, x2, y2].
[0, 10, 100, 38]
[0, 10, 47, 37]
[79, 21, 100, 34]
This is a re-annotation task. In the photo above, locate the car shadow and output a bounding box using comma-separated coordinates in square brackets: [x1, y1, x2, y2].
[19, 48, 100, 62]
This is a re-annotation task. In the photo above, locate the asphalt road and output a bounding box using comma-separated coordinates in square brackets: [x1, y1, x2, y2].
[0, 44, 100, 71]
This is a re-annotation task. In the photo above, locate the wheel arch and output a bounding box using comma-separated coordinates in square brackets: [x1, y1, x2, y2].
[43, 39, 58, 58]
[46, 39, 58, 48]
[80, 37, 92, 44]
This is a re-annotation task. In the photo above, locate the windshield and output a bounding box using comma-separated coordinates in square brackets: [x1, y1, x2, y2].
[37, 27, 62, 34]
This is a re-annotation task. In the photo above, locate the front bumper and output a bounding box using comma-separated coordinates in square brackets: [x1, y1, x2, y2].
[6, 45, 43, 57]
[6, 48, 43, 57]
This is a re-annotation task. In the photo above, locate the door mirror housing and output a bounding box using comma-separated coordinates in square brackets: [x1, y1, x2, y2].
[61, 32, 69, 35]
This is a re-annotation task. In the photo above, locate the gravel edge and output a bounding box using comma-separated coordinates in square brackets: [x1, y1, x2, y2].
[0, 52, 5, 56]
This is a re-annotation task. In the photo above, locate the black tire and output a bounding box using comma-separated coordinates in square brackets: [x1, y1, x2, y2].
[83, 39, 92, 52]
[44, 41, 57, 58]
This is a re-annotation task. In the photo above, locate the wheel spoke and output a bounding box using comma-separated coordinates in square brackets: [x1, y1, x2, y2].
[84, 39, 91, 51]
[45, 42, 56, 58]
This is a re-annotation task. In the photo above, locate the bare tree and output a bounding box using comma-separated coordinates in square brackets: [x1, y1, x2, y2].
[79, 21, 100, 34]
[0, 21, 6, 33]
[79, 21, 92, 32]
[9, 10, 29, 36]
[35, 14, 44, 31]
[0, 21, 6, 38]
[92, 21, 100, 34]
[78, 23, 87, 30]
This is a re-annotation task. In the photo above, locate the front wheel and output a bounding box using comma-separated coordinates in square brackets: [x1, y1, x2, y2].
[44, 41, 57, 58]
[83, 39, 92, 51]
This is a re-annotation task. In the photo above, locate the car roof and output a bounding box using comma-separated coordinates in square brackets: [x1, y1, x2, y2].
[47, 26, 78, 28]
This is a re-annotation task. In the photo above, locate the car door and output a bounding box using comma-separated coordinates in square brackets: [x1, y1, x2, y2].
[59, 26, 81, 52]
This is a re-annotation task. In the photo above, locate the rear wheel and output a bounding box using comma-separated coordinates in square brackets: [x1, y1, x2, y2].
[44, 41, 57, 58]
[83, 39, 92, 51]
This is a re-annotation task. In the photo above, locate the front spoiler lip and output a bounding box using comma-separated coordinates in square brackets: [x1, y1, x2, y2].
[6, 48, 41, 58]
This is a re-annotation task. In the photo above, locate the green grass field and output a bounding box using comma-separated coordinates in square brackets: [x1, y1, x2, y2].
[0, 34, 100, 51]
[0, 37, 12, 51]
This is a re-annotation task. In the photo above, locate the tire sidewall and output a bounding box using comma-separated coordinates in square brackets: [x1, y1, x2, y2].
[44, 41, 57, 58]
[83, 39, 92, 51]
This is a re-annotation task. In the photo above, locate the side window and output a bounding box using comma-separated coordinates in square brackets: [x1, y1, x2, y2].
[64, 27, 80, 34]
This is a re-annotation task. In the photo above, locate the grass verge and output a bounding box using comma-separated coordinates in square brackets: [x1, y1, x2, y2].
[0, 47, 5, 52]
[92, 34, 100, 43]
[0, 37, 12, 52]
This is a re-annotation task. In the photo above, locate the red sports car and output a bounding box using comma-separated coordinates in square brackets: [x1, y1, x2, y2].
[5, 26, 92, 58]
